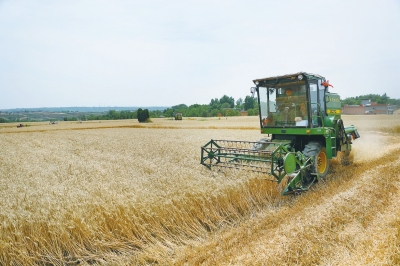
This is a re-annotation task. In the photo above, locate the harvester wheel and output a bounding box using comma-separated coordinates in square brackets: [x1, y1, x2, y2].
[303, 142, 330, 178]
[315, 147, 329, 177]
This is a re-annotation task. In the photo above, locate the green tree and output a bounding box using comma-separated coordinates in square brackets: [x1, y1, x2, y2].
[79, 114, 86, 121]
[221, 102, 231, 109]
[236, 98, 243, 110]
[107, 110, 119, 120]
[381, 93, 389, 104]
[209, 98, 220, 110]
[247, 108, 258, 116]
[163, 108, 173, 118]
[341, 93, 395, 106]
[144, 109, 149, 121]
[220, 95, 234, 108]
[119, 110, 130, 119]
[137, 108, 150, 122]
[137, 108, 143, 122]
[150, 110, 163, 118]
[244, 96, 254, 110]
[172, 104, 188, 110]
[210, 109, 220, 117]
[226, 109, 239, 116]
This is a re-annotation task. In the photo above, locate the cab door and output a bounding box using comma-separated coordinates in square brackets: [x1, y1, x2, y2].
[309, 80, 326, 127]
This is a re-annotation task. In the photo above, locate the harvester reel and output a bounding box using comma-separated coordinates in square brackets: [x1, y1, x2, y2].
[251, 138, 271, 151]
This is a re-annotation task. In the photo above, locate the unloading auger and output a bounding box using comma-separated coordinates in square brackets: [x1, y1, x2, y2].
[201, 72, 360, 195]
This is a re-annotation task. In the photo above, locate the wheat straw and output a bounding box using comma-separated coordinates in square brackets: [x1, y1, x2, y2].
[1, 115, 400, 264]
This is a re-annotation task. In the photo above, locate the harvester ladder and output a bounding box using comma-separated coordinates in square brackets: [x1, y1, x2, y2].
[330, 128, 337, 157]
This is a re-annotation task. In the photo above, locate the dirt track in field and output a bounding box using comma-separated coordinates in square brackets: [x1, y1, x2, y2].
[169, 117, 400, 265]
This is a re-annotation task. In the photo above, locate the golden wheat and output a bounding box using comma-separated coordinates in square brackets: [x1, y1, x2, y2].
[0, 118, 273, 265]
[1, 115, 400, 265]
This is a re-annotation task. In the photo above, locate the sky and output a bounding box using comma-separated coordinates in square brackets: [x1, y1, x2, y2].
[1, 0, 399, 109]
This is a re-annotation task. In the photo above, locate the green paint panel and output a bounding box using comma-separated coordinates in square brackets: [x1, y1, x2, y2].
[262, 127, 326, 135]
[283, 153, 296, 174]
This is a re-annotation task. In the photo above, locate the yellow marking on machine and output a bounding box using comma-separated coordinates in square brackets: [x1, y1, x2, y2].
[327, 109, 341, 114]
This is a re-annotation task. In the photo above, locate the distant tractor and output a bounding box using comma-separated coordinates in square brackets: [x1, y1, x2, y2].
[175, 112, 182, 120]
[201, 72, 360, 195]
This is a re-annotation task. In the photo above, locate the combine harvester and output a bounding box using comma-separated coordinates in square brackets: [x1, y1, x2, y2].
[201, 72, 360, 195]
[175, 112, 183, 120]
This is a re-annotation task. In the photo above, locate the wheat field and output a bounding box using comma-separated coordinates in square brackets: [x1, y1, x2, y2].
[1, 115, 400, 265]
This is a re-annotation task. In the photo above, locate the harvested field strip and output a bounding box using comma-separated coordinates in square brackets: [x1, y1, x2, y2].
[171, 147, 400, 265]
[385, 125, 400, 134]
[392, 217, 400, 264]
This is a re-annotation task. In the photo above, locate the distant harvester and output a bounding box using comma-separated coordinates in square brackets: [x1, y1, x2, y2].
[174, 113, 182, 120]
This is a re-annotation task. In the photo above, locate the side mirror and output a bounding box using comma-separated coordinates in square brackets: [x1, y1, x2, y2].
[250, 87, 256, 97]
[325, 95, 330, 103]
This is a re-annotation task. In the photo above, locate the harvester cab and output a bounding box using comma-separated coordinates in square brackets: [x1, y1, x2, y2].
[201, 72, 360, 195]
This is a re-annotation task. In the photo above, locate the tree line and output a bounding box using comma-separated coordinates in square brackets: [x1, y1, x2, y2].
[62, 95, 259, 122]
[162, 95, 259, 118]
[341, 93, 400, 106]
[60, 92, 400, 121]
[1, 93, 399, 123]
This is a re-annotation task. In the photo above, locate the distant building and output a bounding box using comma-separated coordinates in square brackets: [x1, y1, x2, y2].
[361, 99, 371, 106]
[365, 103, 397, 114]
[342, 100, 397, 115]
[342, 104, 366, 115]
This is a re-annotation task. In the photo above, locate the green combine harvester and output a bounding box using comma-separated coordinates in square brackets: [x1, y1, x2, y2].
[201, 72, 360, 195]
[174, 112, 183, 120]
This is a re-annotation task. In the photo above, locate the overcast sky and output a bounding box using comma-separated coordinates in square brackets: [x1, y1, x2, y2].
[1, 0, 399, 109]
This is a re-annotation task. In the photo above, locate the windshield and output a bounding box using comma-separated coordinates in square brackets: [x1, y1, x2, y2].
[259, 81, 309, 127]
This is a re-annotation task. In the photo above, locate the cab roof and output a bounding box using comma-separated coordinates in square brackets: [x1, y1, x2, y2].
[253, 72, 325, 86]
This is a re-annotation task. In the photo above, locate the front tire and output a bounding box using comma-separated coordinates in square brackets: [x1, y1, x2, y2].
[315, 147, 329, 177]
[303, 142, 330, 178]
